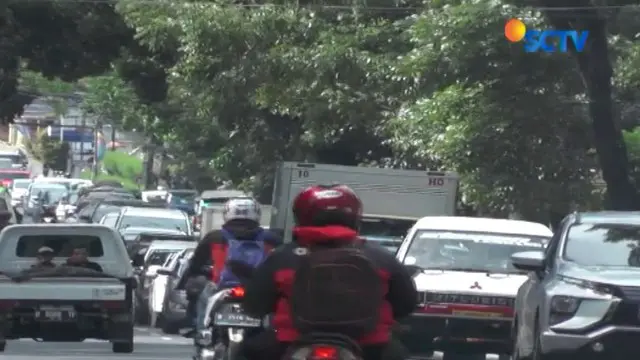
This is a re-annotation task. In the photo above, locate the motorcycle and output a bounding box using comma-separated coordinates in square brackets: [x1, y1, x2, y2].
[221, 261, 365, 360]
[194, 285, 266, 360]
[40, 204, 58, 223]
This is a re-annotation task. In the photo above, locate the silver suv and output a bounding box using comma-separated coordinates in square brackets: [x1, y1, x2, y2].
[511, 212, 640, 360]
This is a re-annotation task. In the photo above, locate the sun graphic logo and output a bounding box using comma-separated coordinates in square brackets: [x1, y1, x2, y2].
[504, 18, 527, 43]
[504, 18, 589, 53]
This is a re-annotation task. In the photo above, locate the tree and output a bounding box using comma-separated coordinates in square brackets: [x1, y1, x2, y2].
[0, 1, 132, 121]
[78, 0, 640, 220]
[386, 3, 599, 223]
[532, 0, 640, 209]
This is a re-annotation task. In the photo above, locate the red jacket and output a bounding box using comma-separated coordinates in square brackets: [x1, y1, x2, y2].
[241, 225, 417, 344]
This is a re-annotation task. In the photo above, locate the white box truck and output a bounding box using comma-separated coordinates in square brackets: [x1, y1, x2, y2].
[270, 162, 459, 244]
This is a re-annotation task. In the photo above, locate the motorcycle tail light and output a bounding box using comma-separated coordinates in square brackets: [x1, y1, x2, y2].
[309, 346, 338, 360]
[229, 287, 245, 298]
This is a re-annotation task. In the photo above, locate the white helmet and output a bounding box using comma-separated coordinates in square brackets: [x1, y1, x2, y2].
[223, 197, 261, 223]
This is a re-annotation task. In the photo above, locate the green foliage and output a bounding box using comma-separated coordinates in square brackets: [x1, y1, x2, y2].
[102, 151, 143, 184]
[79, 169, 140, 191]
[25, 129, 69, 171]
[28, 0, 640, 218]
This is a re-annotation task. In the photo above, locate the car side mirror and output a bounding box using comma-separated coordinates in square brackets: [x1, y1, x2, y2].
[511, 251, 545, 272]
[403, 264, 423, 277]
[131, 254, 145, 268]
[79, 214, 91, 222]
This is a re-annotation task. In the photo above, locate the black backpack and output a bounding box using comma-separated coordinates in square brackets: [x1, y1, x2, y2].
[289, 244, 383, 338]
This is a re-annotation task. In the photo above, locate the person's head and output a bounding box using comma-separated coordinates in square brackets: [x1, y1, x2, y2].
[222, 197, 261, 226]
[69, 248, 89, 263]
[37, 246, 55, 263]
[292, 185, 363, 230]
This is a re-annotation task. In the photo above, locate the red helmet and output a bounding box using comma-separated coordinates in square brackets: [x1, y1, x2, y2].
[292, 185, 363, 229]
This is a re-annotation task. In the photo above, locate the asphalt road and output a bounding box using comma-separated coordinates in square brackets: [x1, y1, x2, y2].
[4, 326, 192, 359]
[2, 325, 506, 360]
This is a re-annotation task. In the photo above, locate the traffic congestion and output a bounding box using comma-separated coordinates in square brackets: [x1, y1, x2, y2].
[0, 155, 637, 360]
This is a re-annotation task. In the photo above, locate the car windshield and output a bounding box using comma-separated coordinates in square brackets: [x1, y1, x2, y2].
[360, 216, 414, 252]
[0, 154, 21, 163]
[12, 180, 30, 189]
[120, 215, 188, 233]
[0, 159, 14, 169]
[147, 249, 178, 266]
[36, 181, 70, 190]
[564, 223, 640, 267]
[169, 192, 196, 206]
[405, 230, 550, 273]
[93, 204, 123, 222]
[1, 173, 29, 181]
[31, 185, 67, 203]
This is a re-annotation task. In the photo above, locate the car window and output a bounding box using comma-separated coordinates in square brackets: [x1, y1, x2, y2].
[404, 230, 550, 273]
[93, 204, 123, 222]
[101, 213, 119, 227]
[11, 180, 30, 189]
[120, 215, 188, 233]
[78, 202, 98, 216]
[564, 223, 640, 267]
[0, 173, 29, 181]
[146, 249, 178, 266]
[29, 185, 67, 203]
[16, 235, 104, 257]
[0, 159, 13, 169]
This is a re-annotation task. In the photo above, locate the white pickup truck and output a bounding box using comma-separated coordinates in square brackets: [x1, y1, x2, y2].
[395, 216, 552, 360]
[0, 224, 135, 353]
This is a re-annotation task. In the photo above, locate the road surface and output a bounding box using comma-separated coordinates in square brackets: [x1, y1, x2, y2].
[4, 326, 192, 359]
[2, 324, 504, 360]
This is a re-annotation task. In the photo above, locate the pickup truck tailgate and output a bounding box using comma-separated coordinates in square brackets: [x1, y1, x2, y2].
[0, 277, 126, 301]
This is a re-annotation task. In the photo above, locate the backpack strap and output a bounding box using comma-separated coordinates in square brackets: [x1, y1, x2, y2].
[219, 228, 236, 242]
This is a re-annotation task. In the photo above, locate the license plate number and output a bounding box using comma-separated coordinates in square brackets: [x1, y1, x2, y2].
[37, 306, 76, 321]
[214, 303, 261, 327]
[452, 310, 501, 318]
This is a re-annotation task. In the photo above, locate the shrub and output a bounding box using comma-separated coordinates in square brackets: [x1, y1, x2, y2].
[102, 151, 143, 182]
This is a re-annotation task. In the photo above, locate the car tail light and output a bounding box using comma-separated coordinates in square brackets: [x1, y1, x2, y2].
[309, 346, 338, 360]
[100, 300, 126, 310]
[229, 287, 245, 298]
[1, 179, 12, 187]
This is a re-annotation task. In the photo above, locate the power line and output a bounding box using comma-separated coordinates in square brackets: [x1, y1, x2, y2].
[8, 0, 640, 12]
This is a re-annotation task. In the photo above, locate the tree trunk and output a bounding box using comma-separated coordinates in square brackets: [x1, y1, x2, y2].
[575, 22, 638, 210]
[538, 0, 640, 209]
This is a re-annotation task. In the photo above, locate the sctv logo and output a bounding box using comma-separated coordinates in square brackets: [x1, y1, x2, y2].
[504, 19, 589, 53]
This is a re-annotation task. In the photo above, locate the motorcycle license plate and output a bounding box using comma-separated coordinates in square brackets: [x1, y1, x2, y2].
[214, 303, 261, 327]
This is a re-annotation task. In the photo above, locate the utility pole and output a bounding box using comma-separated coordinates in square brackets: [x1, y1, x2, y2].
[79, 113, 85, 171]
[92, 118, 102, 180]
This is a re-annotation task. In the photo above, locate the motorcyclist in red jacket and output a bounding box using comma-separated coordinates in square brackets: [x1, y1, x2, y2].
[240, 184, 417, 360]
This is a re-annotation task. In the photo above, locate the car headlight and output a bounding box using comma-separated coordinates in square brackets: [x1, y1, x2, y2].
[550, 296, 581, 313]
[549, 296, 581, 325]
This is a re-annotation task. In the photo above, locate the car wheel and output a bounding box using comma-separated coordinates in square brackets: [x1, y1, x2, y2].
[162, 319, 180, 335]
[0, 340, 6, 352]
[112, 341, 134, 353]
